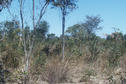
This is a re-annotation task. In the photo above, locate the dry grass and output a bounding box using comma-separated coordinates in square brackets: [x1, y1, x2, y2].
[120, 55, 126, 70]
[41, 57, 70, 84]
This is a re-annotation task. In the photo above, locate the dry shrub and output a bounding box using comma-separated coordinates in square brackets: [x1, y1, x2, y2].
[41, 57, 70, 84]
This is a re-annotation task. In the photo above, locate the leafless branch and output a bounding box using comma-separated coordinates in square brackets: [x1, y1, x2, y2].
[36, 1, 49, 25]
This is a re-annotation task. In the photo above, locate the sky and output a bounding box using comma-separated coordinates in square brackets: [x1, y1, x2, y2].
[0, 0, 126, 37]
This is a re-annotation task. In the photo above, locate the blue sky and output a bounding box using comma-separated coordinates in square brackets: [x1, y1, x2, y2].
[0, 0, 126, 37]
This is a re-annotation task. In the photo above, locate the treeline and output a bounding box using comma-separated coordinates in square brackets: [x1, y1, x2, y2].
[0, 15, 126, 83]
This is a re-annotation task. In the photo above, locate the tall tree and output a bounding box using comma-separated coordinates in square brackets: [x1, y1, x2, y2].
[18, 0, 52, 83]
[52, 0, 77, 61]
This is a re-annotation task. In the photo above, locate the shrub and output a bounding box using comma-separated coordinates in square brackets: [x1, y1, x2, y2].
[41, 58, 70, 84]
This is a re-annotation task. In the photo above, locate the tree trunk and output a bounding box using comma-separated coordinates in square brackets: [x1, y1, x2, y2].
[62, 7, 65, 61]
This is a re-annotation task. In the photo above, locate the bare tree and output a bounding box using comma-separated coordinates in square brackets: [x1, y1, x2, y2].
[18, 0, 51, 83]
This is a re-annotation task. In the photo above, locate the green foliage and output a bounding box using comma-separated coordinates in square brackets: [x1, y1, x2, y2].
[108, 46, 122, 67]
[0, 15, 126, 83]
[0, 21, 23, 69]
[52, 0, 77, 14]
[66, 24, 84, 43]
[32, 51, 47, 73]
[45, 34, 61, 56]
[86, 34, 101, 62]
[35, 21, 49, 41]
[65, 16, 103, 61]
[80, 16, 102, 62]
[1, 48, 22, 69]
[105, 32, 125, 67]
[66, 24, 85, 57]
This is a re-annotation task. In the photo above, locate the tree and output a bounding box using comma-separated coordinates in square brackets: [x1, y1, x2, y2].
[66, 24, 82, 37]
[52, 0, 77, 61]
[35, 21, 49, 41]
[81, 16, 102, 62]
[82, 16, 102, 35]
[0, 0, 12, 12]
[66, 24, 85, 56]
[18, 0, 53, 83]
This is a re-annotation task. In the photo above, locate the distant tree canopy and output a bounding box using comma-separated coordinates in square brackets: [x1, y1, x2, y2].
[35, 21, 49, 40]
[52, 0, 77, 14]
[82, 16, 102, 34]
[0, 0, 12, 12]
[66, 24, 82, 37]
[106, 32, 123, 41]
[66, 16, 102, 38]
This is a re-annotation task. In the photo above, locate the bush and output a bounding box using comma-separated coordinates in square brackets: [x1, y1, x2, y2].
[41, 58, 70, 84]
[85, 34, 101, 62]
